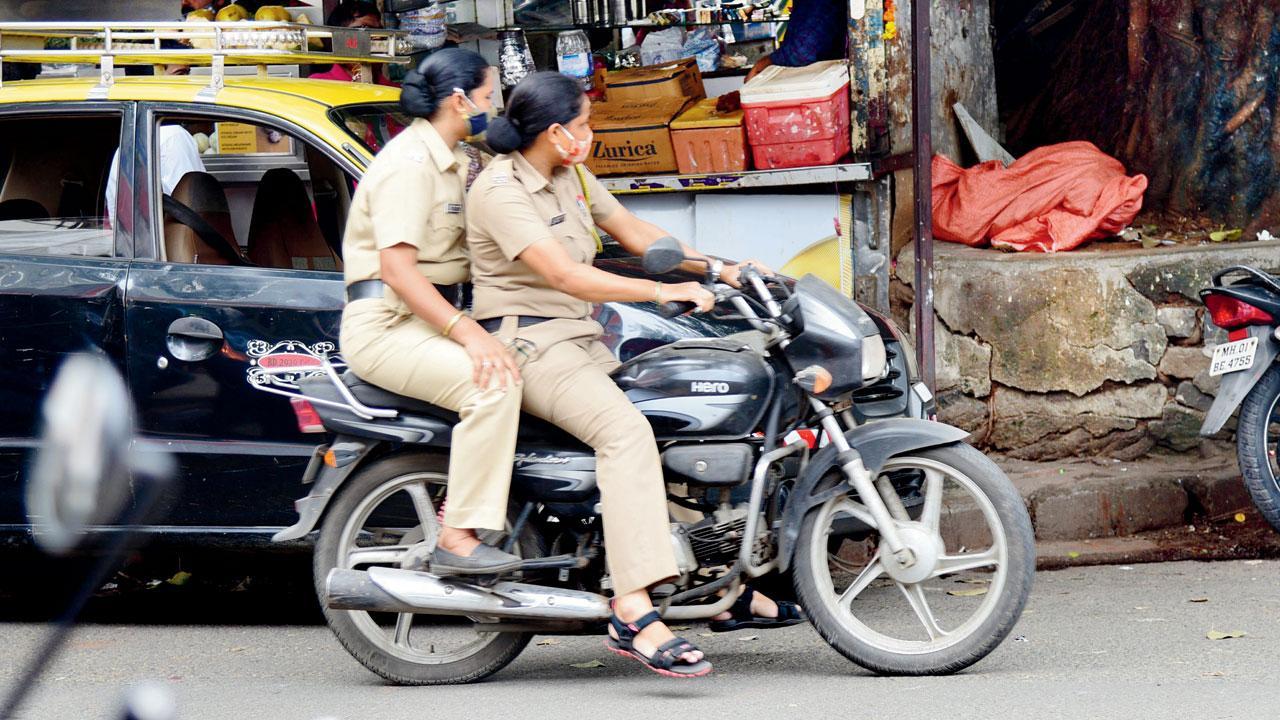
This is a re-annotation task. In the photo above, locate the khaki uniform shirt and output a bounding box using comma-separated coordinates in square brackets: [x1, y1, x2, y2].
[466, 152, 622, 321]
[343, 118, 471, 313]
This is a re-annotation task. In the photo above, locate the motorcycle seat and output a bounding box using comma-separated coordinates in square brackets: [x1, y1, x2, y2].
[335, 371, 585, 446]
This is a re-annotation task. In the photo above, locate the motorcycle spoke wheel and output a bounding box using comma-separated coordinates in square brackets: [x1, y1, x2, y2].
[336, 471, 510, 665]
[811, 456, 1009, 655]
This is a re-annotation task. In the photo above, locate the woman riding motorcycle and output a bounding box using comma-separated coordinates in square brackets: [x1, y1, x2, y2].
[338, 49, 524, 574]
[467, 71, 789, 677]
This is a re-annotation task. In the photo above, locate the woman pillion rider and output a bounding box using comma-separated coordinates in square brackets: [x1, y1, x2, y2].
[338, 49, 525, 575]
[466, 71, 778, 677]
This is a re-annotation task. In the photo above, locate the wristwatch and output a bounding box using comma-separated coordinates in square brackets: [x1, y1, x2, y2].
[709, 258, 725, 282]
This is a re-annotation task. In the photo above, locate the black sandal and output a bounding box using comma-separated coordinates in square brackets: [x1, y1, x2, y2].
[709, 587, 804, 633]
[605, 610, 713, 678]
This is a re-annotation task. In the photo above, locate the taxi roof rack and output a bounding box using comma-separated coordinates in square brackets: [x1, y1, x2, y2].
[0, 21, 413, 95]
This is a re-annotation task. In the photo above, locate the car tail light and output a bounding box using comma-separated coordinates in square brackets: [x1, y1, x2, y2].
[290, 397, 325, 434]
[1205, 293, 1273, 330]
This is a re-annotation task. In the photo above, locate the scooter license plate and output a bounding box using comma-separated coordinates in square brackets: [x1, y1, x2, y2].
[1209, 337, 1258, 376]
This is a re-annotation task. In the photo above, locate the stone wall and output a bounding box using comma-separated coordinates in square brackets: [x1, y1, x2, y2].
[894, 241, 1280, 460]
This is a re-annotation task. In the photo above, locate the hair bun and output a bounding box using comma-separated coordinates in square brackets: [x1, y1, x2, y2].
[485, 116, 524, 155]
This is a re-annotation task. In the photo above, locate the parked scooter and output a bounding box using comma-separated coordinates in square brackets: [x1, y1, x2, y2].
[274, 239, 1036, 685]
[1199, 265, 1280, 531]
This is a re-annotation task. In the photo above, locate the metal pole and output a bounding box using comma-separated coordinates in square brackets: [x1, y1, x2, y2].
[910, 0, 936, 391]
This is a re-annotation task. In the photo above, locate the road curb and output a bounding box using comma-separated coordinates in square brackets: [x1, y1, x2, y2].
[998, 447, 1255, 544]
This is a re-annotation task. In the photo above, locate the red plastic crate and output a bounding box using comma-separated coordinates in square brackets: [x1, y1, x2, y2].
[740, 60, 851, 170]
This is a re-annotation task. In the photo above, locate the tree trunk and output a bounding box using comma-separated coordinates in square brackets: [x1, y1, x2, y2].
[1006, 0, 1280, 230]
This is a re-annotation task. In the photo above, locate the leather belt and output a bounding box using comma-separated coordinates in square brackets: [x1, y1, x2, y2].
[346, 279, 464, 306]
[477, 315, 556, 333]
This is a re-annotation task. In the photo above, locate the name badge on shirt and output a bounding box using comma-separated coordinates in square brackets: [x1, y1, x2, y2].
[549, 213, 566, 226]
[446, 203, 463, 214]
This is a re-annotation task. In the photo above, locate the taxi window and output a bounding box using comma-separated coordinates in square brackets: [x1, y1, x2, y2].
[153, 114, 348, 272]
[0, 114, 121, 258]
[329, 103, 410, 154]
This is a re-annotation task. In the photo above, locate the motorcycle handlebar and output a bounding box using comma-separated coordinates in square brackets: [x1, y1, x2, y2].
[659, 300, 698, 318]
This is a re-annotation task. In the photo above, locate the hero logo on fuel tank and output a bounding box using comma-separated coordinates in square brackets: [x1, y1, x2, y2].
[690, 381, 731, 394]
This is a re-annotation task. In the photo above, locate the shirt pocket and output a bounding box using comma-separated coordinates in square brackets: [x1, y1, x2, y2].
[548, 214, 592, 265]
[426, 201, 466, 258]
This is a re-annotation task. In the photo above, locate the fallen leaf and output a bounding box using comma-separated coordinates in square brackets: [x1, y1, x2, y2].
[228, 646, 247, 653]
[1140, 235, 1161, 249]
[569, 660, 605, 669]
[669, 625, 691, 632]
[1203, 671, 1225, 677]
[536, 638, 560, 646]
[1189, 598, 1209, 603]
[1234, 513, 1247, 523]
[145, 580, 162, 590]
[1209, 228, 1243, 243]
[1206, 630, 1245, 640]
[1067, 551, 1081, 559]
[166, 571, 193, 587]
[741, 635, 759, 642]
[947, 588, 988, 597]
[957, 578, 990, 585]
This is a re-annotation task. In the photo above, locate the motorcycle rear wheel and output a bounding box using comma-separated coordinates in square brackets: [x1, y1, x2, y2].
[792, 442, 1034, 675]
[314, 452, 537, 685]
[1234, 363, 1280, 532]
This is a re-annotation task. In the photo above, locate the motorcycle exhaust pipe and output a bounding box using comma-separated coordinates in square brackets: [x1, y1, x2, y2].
[325, 566, 612, 621]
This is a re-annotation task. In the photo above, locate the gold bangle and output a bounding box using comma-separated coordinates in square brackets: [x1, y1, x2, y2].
[441, 310, 465, 338]
[654, 281, 663, 304]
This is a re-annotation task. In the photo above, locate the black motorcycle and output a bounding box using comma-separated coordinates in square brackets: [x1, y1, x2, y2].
[271, 239, 1036, 685]
[1199, 265, 1280, 531]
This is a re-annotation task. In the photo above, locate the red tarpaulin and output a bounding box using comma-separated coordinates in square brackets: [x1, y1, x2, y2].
[931, 141, 1148, 252]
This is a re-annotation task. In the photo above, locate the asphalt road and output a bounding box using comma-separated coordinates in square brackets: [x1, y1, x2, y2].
[2, 560, 1277, 720]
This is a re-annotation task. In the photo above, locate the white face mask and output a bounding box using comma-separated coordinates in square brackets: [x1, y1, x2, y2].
[554, 126, 593, 166]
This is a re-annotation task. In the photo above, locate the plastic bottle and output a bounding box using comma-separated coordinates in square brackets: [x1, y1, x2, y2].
[556, 30, 593, 91]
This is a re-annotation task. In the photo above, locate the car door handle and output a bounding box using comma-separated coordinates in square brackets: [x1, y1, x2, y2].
[166, 317, 223, 343]
[165, 317, 224, 363]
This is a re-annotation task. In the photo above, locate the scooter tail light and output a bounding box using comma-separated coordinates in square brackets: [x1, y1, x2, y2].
[289, 397, 326, 434]
[1205, 293, 1273, 330]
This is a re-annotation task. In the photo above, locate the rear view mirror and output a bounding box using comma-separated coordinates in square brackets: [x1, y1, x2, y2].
[642, 236, 687, 275]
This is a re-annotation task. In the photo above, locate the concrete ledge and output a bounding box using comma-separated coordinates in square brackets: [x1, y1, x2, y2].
[1001, 447, 1251, 543]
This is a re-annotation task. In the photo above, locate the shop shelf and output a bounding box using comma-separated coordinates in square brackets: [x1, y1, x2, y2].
[598, 161, 872, 194]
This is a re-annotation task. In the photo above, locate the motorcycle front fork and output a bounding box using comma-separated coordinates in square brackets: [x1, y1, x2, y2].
[810, 398, 920, 572]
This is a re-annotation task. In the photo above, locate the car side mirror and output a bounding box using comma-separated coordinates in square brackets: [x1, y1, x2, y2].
[642, 236, 688, 275]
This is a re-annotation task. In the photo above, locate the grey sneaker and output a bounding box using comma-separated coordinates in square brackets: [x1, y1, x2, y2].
[429, 543, 523, 576]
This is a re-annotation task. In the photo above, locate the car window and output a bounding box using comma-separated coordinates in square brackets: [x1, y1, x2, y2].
[0, 114, 121, 258]
[329, 103, 409, 154]
[152, 114, 350, 272]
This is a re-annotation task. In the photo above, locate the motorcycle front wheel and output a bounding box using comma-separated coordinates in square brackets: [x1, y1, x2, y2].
[314, 452, 538, 685]
[792, 442, 1034, 675]
[1234, 363, 1280, 532]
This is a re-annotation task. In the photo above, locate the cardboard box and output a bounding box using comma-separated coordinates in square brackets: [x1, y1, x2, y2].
[604, 57, 705, 105]
[587, 97, 691, 176]
[670, 98, 748, 174]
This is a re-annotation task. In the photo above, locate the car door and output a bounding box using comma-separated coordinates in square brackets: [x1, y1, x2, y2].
[123, 103, 352, 531]
[0, 103, 134, 529]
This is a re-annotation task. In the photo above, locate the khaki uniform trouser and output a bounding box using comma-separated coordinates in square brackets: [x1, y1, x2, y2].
[340, 299, 522, 531]
[495, 317, 679, 597]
